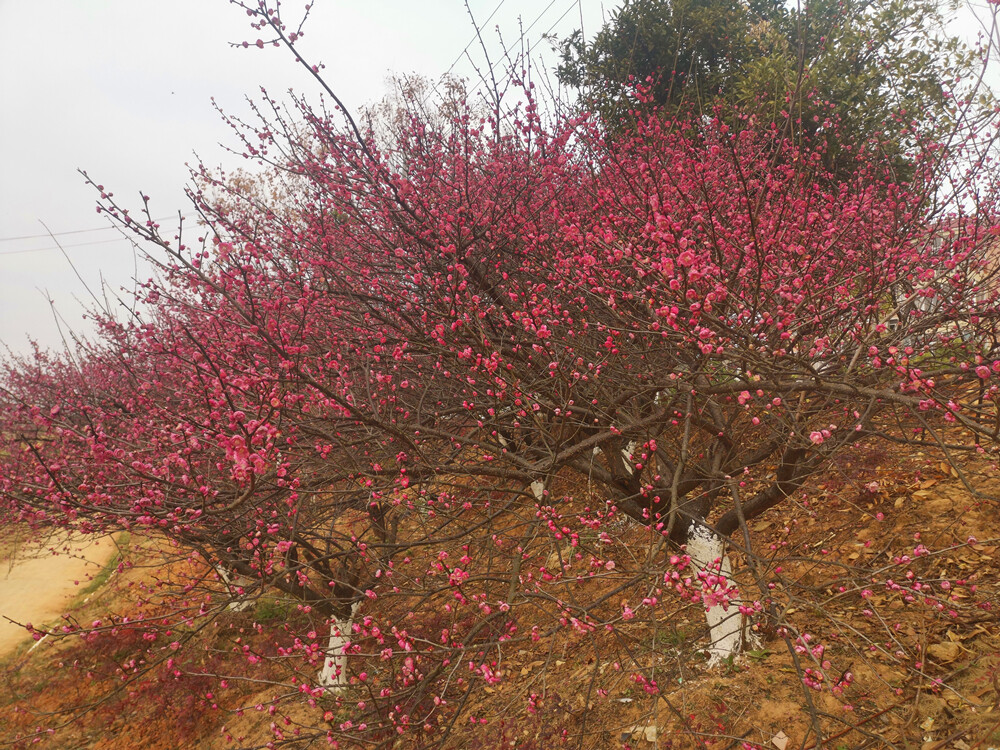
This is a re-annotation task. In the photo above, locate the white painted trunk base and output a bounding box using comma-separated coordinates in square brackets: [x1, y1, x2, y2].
[622, 440, 637, 473]
[530, 480, 546, 501]
[216, 566, 254, 612]
[319, 602, 360, 692]
[590, 440, 637, 471]
[685, 525, 752, 666]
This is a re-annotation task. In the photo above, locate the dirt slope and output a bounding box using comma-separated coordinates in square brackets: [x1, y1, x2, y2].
[0, 533, 119, 654]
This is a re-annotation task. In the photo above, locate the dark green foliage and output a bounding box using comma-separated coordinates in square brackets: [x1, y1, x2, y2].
[556, 0, 985, 175]
[556, 0, 783, 117]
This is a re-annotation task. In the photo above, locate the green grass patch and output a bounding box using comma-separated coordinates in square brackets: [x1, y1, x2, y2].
[254, 596, 296, 622]
[72, 532, 131, 605]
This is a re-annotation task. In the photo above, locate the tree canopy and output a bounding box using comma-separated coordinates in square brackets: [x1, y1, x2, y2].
[1, 2, 999, 746]
[556, 0, 986, 174]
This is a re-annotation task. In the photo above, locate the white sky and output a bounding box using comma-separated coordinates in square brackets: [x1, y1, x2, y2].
[0, 1, 996, 355]
[0, 0, 615, 354]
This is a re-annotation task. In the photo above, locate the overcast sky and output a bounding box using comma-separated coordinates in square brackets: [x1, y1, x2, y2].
[0, 0, 615, 354]
[0, 1, 997, 355]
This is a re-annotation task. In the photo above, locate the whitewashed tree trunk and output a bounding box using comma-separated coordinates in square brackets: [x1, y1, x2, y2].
[319, 601, 360, 692]
[622, 440, 637, 473]
[685, 524, 747, 665]
[530, 480, 546, 501]
[216, 565, 254, 612]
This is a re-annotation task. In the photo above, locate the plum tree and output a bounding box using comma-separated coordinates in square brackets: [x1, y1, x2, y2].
[1, 1, 999, 746]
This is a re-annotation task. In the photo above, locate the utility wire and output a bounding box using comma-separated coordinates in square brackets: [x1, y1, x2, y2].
[0, 215, 194, 256]
[414, 0, 508, 110]
[0, 236, 140, 257]
[467, 0, 580, 100]
[441, 0, 509, 81]
[421, 0, 570, 108]
[0, 214, 190, 243]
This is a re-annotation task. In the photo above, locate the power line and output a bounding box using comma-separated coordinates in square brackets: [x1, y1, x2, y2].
[520, 0, 563, 37]
[0, 236, 141, 257]
[422, 0, 567, 108]
[441, 0, 509, 81]
[415, 0, 510, 111]
[467, 0, 580, 100]
[0, 214, 191, 243]
[0, 215, 195, 257]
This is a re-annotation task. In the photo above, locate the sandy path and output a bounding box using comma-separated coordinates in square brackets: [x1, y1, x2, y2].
[0, 534, 119, 655]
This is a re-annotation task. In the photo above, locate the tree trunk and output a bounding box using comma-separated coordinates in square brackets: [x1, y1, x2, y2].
[318, 601, 360, 692]
[216, 565, 254, 612]
[685, 524, 746, 665]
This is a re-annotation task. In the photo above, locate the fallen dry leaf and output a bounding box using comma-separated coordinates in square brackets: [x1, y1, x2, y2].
[927, 641, 962, 662]
[625, 724, 658, 743]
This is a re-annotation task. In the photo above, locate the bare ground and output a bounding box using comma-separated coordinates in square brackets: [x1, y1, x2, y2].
[0, 532, 119, 654]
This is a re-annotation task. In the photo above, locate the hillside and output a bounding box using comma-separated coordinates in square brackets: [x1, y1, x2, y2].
[2, 441, 998, 749]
